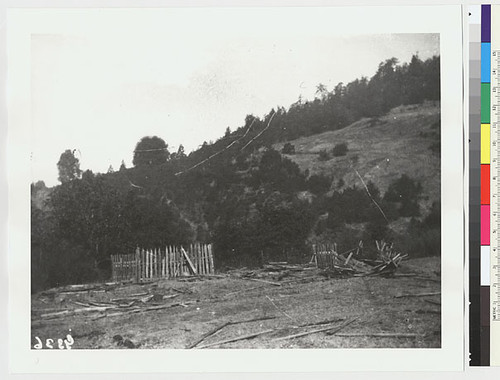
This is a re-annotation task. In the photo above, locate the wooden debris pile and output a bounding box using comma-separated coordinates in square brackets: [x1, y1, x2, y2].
[312, 241, 371, 276]
[224, 240, 408, 284]
[227, 262, 322, 285]
[365, 240, 409, 277]
[312, 240, 408, 277]
[32, 281, 197, 323]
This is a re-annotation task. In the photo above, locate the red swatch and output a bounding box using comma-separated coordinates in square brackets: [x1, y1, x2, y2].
[481, 164, 490, 205]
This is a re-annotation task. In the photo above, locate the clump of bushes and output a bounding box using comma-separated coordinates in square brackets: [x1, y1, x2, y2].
[306, 174, 332, 195]
[332, 142, 348, 157]
[318, 149, 330, 161]
[383, 174, 423, 217]
[281, 142, 296, 154]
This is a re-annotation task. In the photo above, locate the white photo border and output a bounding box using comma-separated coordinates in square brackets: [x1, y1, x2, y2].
[7, 4, 463, 373]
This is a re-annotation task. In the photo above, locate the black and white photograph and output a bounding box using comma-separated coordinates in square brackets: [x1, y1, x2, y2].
[7, 4, 463, 373]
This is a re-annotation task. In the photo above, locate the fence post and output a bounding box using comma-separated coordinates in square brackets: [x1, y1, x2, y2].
[196, 243, 201, 275]
[204, 244, 210, 274]
[166, 245, 171, 278]
[208, 244, 214, 274]
[153, 248, 157, 279]
[135, 247, 140, 283]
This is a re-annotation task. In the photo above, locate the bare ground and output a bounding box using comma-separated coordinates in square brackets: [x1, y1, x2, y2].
[31, 257, 440, 350]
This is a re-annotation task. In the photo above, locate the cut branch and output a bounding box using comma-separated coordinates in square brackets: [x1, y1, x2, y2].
[186, 322, 231, 349]
[275, 317, 358, 341]
[333, 333, 421, 338]
[246, 278, 282, 286]
[186, 316, 278, 349]
[266, 295, 294, 322]
[195, 329, 275, 349]
[395, 292, 441, 298]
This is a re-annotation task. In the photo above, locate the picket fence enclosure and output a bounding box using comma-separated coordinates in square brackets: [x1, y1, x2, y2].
[312, 242, 363, 270]
[111, 243, 214, 282]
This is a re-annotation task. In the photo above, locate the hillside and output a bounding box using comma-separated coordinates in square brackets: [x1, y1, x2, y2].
[31, 55, 442, 291]
[274, 102, 440, 213]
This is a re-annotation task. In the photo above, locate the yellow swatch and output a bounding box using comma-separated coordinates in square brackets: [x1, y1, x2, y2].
[482, 123, 490, 164]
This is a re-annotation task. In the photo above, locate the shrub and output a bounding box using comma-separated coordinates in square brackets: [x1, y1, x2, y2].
[384, 174, 423, 217]
[398, 220, 440, 258]
[306, 174, 332, 195]
[318, 149, 330, 161]
[332, 142, 348, 157]
[281, 143, 296, 154]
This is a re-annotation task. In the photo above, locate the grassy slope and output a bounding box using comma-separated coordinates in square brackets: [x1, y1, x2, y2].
[274, 102, 441, 214]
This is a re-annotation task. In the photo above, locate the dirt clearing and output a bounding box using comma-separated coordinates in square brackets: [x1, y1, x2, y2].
[31, 257, 440, 349]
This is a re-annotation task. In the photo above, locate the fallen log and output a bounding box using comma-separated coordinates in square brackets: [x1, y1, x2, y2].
[72, 301, 91, 307]
[87, 301, 118, 307]
[129, 291, 149, 297]
[141, 294, 155, 303]
[424, 299, 441, 306]
[104, 301, 196, 318]
[163, 294, 179, 300]
[245, 278, 282, 286]
[40, 305, 119, 319]
[186, 322, 232, 349]
[298, 318, 345, 328]
[266, 295, 294, 322]
[395, 292, 441, 298]
[325, 317, 360, 335]
[275, 317, 358, 341]
[333, 333, 422, 338]
[59, 288, 104, 294]
[195, 329, 275, 349]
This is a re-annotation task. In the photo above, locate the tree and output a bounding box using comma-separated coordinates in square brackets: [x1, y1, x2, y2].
[119, 160, 126, 171]
[332, 142, 348, 157]
[318, 149, 330, 161]
[384, 174, 423, 216]
[306, 174, 331, 195]
[174, 144, 187, 159]
[133, 136, 170, 167]
[281, 143, 295, 154]
[57, 149, 82, 184]
[315, 83, 328, 100]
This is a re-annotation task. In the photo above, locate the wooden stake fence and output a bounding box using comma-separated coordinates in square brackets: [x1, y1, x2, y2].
[311, 241, 364, 270]
[111, 243, 214, 282]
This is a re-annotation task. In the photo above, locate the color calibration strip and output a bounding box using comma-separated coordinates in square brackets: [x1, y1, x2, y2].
[491, 5, 500, 366]
[481, 4, 491, 367]
[470, 4, 494, 366]
[469, 4, 484, 366]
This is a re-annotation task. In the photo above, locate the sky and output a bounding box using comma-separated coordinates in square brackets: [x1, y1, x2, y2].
[30, 9, 439, 187]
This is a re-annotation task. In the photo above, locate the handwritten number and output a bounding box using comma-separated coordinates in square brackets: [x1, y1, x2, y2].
[64, 334, 74, 350]
[46, 338, 54, 349]
[33, 337, 43, 350]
